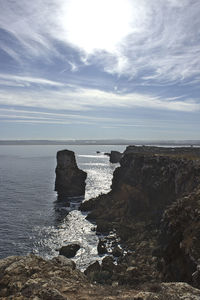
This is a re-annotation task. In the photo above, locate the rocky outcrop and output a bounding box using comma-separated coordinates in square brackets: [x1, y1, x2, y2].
[81, 148, 200, 288]
[158, 187, 200, 285]
[55, 150, 87, 198]
[86, 154, 200, 223]
[124, 145, 200, 157]
[59, 244, 80, 258]
[109, 151, 123, 163]
[1, 255, 200, 299]
[104, 151, 123, 163]
[97, 239, 107, 255]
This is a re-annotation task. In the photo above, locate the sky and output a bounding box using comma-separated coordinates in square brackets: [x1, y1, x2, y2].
[0, 0, 200, 140]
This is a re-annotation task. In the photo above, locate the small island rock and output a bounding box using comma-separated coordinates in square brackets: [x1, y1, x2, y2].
[55, 149, 87, 198]
[59, 244, 80, 258]
[109, 151, 123, 163]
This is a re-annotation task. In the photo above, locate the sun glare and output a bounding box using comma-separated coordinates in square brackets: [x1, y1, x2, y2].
[60, 0, 133, 53]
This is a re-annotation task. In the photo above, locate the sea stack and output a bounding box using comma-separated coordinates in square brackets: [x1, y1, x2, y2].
[55, 149, 87, 198]
[109, 151, 123, 163]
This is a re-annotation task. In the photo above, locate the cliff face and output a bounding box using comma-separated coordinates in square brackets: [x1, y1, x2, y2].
[82, 150, 200, 287]
[159, 187, 200, 284]
[86, 153, 200, 222]
[55, 150, 87, 198]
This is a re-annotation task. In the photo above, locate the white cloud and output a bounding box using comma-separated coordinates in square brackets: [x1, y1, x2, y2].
[103, 0, 200, 82]
[0, 86, 199, 113]
[1, 0, 200, 84]
[0, 74, 66, 87]
[0, 107, 124, 124]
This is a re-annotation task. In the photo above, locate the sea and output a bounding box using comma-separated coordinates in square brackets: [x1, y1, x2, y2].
[0, 145, 126, 270]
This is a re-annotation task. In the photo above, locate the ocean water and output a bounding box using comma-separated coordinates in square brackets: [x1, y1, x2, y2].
[0, 145, 126, 269]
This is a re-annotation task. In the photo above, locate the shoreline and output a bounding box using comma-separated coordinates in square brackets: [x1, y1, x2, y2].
[1, 145, 200, 298]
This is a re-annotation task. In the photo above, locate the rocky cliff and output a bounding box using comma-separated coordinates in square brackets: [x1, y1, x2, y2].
[85, 153, 200, 222]
[81, 148, 200, 289]
[159, 186, 200, 284]
[55, 150, 87, 198]
[1, 147, 200, 298]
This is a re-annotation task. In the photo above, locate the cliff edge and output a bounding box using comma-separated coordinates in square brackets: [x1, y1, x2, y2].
[81, 147, 200, 289]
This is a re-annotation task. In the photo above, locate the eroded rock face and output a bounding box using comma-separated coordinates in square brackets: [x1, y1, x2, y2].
[82, 150, 200, 288]
[86, 154, 200, 222]
[158, 187, 200, 285]
[55, 150, 87, 198]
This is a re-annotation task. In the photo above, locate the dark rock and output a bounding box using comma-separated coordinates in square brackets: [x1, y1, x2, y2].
[124, 145, 200, 158]
[158, 188, 200, 285]
[59, 244, 80, 258]
[55, 149, 87, 198]
[92, 270, 111, 284]
[81, 147, 200, 287]
[112, 246, 123, 257]
[84, 261, 101, 276]
[97, 239, 107, 255]
[104, 152, 111, 157]
[101, 256, 116, 272]
[88, 154, 200, 225]
[79, 198, 97, 211]
[109, 151, 123, 163]
[96, 220, 112, 234]
[84, 261, 101, 282]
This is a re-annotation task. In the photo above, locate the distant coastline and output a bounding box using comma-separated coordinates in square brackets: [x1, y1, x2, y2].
[0, 139, 200, 146]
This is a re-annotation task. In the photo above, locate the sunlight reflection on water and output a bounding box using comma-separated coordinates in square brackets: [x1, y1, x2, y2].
[32, 150, 119, 269]
[0, 145, 125, 268]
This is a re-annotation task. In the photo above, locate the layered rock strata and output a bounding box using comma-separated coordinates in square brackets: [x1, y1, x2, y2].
[55, 149, 87, 198]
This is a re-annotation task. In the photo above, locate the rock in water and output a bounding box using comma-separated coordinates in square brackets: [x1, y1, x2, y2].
[59, 244, 80, 258]
[97, 239, 107, 255]
[109, 151, 123, 163]
[55, 149, 87, 198]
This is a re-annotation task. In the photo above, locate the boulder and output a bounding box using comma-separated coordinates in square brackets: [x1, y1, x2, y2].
[97, 239, 107, 255]
[59, 244, 80, 258]
[84, 261, 101, 277]
[109, 151, 123, 163]
[55, 150, 87, 198]
[101, 256, 116, 272]
[112, 246, 123, 257]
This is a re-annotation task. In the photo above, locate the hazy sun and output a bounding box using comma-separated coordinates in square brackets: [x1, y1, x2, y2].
[60, 0, 133, 53]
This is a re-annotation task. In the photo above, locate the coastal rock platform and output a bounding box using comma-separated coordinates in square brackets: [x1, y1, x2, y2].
[1, 254, 200, 299]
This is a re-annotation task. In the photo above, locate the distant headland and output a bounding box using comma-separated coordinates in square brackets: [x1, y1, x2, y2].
[0, 139, 200, 146]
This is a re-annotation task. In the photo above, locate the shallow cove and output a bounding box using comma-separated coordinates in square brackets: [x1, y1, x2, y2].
[0, 145, 125, 270]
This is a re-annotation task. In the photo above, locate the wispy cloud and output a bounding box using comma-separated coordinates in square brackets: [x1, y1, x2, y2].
[1, 0, 200, 84]
[0, 74, 66, 87]
[101, 1, 200, 83]
[0, 85, 199, 113]
[0, 107, 124, 124]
